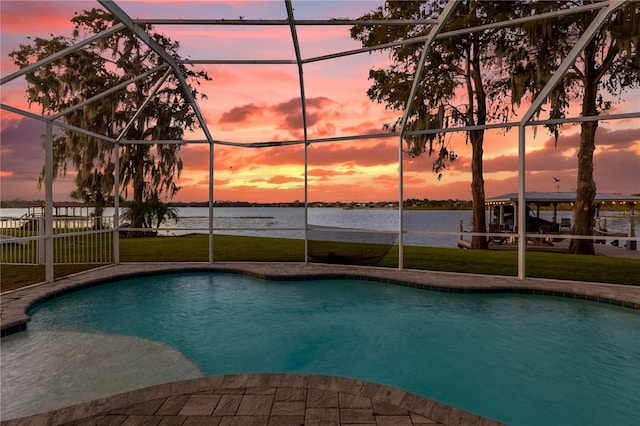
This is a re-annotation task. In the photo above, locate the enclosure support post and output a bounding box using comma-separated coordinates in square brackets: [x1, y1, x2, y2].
[45, 121, 54, 283]
[398, 139, 404, 270]
[209, 141, 214, 263]
[516, 1, 623, 280]
[285, 0, 309, 264]
[395, 0, 458, 270]
[304, 144, 309, 264]
[628, 203, 636, 251]
[113, 142, 120, 264]
[517, 126, 526, 280]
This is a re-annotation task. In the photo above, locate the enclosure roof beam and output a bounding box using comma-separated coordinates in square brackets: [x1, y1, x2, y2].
[50, 64, 170, 120]
[285, 0, 308, 147]
[115, 110, 640, 148]
[437, 1, 610, 40]
[180, 59, 297, 65]
[116, 68, 173, 142]
[0, 23, 126, 86]
[520, 0, 627, 124]
[133, 19, 438, 26]
[302, 1, 611, 65]
[1, 103, 117, 143]
[133, 3, 611, 69]
[397, 0, 458, 141]
[98, 0, 215, 145]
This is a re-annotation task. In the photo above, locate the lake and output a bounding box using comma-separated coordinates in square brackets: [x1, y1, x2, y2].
[0, 206, 586, 248]
[152, 207, 476, 248]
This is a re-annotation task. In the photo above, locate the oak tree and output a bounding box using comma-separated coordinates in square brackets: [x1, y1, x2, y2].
[506, 1, 640, 254]
[10, 8, 210, 228]
[351, 0, 521, 249]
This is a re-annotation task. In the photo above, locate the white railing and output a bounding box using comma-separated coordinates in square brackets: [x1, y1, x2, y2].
[2, 212, 636, 281]
[0, 216, 113, 265]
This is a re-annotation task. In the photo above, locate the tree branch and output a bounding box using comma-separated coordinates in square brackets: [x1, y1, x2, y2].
[445, 103, 470, 126]
[570, 62, 584, 79]
[595, 40, 619, 83]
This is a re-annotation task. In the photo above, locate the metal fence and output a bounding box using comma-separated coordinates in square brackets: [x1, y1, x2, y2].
[0, 216, 113, 265]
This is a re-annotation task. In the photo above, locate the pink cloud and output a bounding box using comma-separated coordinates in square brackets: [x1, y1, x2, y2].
[0, 1, 85, 34]
[342, 120, 391, 136]
[245, 175, 303, 185]
[179, 145, 210, 170]
[219, 104, 263, 123]
[308, 168, 358, 181]
[307, 141, 397, 167]
[211, 184, 304, 204]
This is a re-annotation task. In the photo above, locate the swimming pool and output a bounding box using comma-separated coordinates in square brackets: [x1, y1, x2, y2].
[2, 272, 639, 424]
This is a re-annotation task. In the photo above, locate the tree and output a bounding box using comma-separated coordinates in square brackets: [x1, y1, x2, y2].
[120, 200, 151, 234]
[148, 196, 179, 232]
[121, 195, 179, 235]
[69, 166, 115, 230]
[351, 1, 521, 249]
[9, 8, 210, 228]
[507, 1, 640, 254]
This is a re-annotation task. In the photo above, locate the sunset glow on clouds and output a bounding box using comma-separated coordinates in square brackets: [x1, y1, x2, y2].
[1, 0, 638, 203]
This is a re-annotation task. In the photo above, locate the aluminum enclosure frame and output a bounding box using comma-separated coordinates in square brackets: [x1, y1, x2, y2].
[1, 0, 637, 282]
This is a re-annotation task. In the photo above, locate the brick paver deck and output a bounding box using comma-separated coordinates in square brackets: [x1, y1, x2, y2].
[2, 262, 639, 425]
[0, 373, 504, 425]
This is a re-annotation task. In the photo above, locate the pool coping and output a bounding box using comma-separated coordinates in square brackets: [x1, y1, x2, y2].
[2, 261, 640, 337]
[0, 373, 505, 425]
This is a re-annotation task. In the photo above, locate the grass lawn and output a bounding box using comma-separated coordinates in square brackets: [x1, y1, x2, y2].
[1, 234, 638, 292]
[0, 264, 110, 292]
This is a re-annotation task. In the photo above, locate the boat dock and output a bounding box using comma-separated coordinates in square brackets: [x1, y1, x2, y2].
[457, 191, 639, 259]
[486, 239, 639, 259]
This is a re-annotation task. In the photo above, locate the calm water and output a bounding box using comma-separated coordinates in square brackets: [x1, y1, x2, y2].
[2, 273, 639, 424]
[162, 207, 480, 247]
[1, 207, 591, 248]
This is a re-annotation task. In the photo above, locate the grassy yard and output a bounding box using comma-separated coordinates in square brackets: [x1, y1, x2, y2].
[1, 234, 638, 292]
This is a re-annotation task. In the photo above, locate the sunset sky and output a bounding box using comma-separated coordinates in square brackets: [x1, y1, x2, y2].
[1, 0, 638, 203]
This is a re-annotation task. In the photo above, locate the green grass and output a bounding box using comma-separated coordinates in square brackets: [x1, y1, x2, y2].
[400, 245, 639, 284]
[1, 234, 638, 292]
[0, 264, 108, 292]
[119, 234, 305, 262]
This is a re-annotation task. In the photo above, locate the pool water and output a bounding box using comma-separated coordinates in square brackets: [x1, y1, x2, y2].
[2, 272, 639, 425]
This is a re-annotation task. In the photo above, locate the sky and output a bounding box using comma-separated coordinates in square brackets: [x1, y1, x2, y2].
[1, 0, 639, 203]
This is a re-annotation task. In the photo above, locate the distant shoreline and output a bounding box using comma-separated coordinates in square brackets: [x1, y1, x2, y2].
[0, 199, 474, 210]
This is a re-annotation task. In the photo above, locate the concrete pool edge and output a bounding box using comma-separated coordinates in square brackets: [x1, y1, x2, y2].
[0, 373, 505, 425]
[2, 261, 640, 337]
